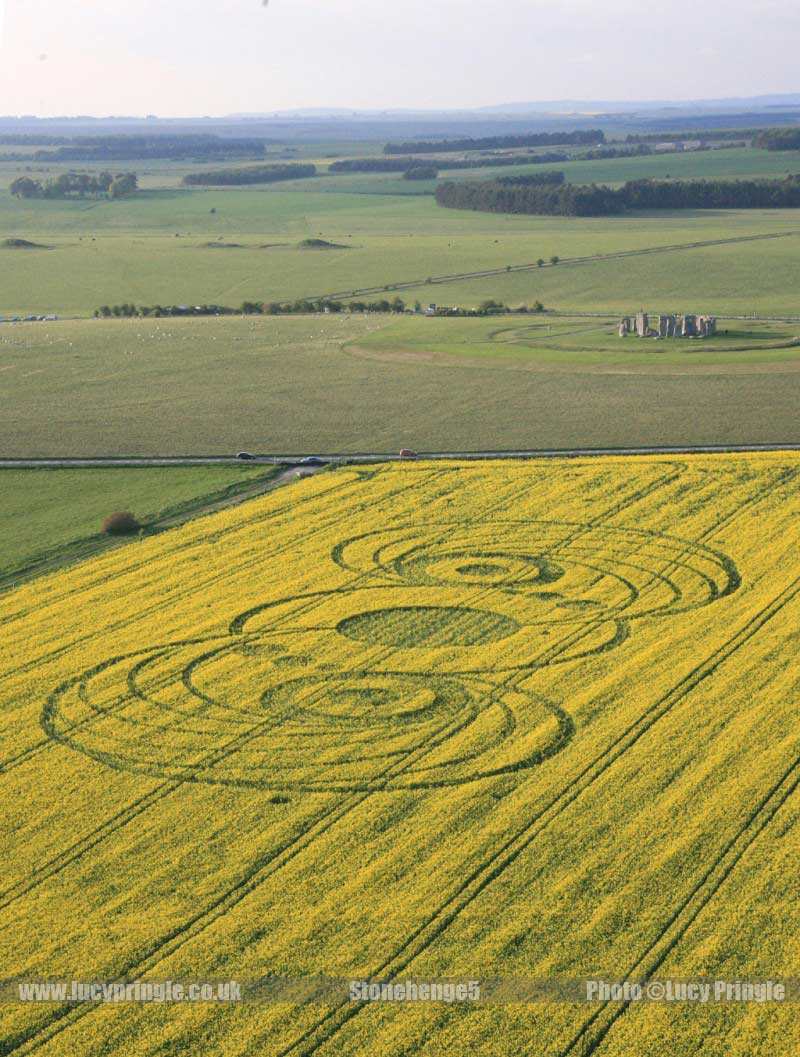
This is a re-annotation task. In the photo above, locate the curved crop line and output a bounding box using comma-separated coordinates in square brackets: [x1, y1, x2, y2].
[3, 465, 650, 1050]
[0, 469, 541, 922]
[12, 462, 760, 1057]
[0, 466, 437, 687]
[1, 469, 460, 774]
[274, 572, 800, 1057]
[0, 470, 366, 637]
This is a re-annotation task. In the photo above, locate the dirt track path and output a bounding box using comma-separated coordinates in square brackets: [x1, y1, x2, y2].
[302, 230, 799, 303]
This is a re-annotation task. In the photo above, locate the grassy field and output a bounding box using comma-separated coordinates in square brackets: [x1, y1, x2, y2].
[2, 455, 799, 1055]
[0, 465, 275, 585]
[355, 316, 800, 365]
[2, 315, 799, 456]
[2, 179, 800, 316]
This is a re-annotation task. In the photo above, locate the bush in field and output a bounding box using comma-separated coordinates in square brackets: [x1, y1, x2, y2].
[403, 165, 438, 180]
[102, 511, 141, 536]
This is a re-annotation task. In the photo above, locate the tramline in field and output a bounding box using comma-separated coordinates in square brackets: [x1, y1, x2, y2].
[2, 454, 799, 1055]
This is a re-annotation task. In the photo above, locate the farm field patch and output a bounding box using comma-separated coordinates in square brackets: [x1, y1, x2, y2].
[1, 186, 800, 316]
[0, 465, 275, 586]
[1, 316, 799, 457]
[355, 316, 800, 367]
[1, 455, 799, 1055]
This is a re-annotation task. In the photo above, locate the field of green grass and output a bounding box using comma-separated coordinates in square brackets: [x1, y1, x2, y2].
[3, 136, 800, 460]
[2, 315, 798, 456]
[356, 316, 800, 366]
[0, 465, 275, 585]
[1, 186, 800, 316]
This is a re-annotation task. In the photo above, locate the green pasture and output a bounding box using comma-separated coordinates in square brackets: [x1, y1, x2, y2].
[0, 465, 272, 582]
[1, 315, 798, 457]
[355, 316, 800, 366]
[1, 187, 799, 316]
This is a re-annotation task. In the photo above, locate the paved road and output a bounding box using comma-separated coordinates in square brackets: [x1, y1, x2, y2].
[3, 444, 800, 469]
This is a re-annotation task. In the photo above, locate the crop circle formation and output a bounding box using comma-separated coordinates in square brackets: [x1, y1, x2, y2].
[44, 518, 737, 792]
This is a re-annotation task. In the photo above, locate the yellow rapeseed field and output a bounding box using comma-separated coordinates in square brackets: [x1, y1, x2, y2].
[1, 455, 799, 1056]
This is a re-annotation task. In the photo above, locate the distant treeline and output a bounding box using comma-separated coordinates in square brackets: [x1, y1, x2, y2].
[93, 300, 405, 318]
[94, 297, 543, 318]
[330, 157, 426, 173]
[0, 134, 268, 162]
[384, 129, 605, 154]
[10, 171, 138, 199]
[182, 164, 316, 186]
[752, 128, 800, 151]
[436, 175, 800, 217]
[0, 134, 72, 146]
[621, 176, 800, 209]
[329, 144, 659, 177]
[404, 166, 438, 180]
[495, 171, 565, 186]
[328, 153, 562, 173]
[576, 144, 653, 160]
[625, 129, 760, 143]
[436, 180, 621, 217]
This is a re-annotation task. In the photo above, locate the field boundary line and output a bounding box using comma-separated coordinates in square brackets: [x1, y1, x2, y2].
[300, 231, 798, 303]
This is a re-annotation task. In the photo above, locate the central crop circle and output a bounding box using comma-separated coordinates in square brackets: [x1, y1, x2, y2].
[455, 562, 508, 578]
[336, 605, 520, 647]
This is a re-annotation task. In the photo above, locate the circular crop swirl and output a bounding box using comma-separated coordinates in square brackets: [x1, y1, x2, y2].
[43, 517, 738, 793]
[336, 606, 520, 648]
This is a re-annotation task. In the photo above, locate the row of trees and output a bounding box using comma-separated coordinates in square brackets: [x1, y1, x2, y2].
[329, 144, 662, 179]
[753, 128, 800, 151]
[437, 175, 800, 217]
[94, 297, 545, 318]
[621, 176, 800, 210]
[10, 171, 138, 199]
[625, 128, 758, 143]
[436, 180, 622, 217]
[384, 130, 605, 154]
[404, 166, 438, 180]
[95, 304, 236, 318]
[2, 134, 268, 162]
[329, 152, 567, 174]
[182, 164, 316, 186]
[496, 171, 565, 187]
[575, 144, 653, 160]
[93, 300, 404, 318]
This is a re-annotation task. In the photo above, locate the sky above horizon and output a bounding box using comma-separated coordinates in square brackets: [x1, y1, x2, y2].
[0, 0, 796, 117]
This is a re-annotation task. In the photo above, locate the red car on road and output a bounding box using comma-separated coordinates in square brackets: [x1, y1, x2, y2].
[399, 449, 418, 460]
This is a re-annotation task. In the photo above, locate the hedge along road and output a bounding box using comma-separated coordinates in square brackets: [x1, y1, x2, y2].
[4, 444, 800, 469]
[300, 231, 799, 303]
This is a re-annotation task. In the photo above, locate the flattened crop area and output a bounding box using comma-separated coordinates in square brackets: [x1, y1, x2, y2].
[1, 456, 799, 1056]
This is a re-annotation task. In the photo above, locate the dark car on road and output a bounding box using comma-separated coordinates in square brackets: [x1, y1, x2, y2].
[236, 451, 257, 460]
[299, 456, 326, 466]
